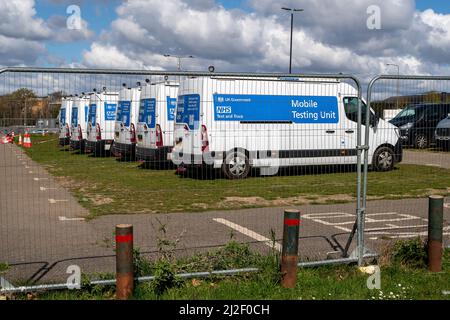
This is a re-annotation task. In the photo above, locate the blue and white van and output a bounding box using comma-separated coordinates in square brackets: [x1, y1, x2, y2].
[69, 94, 91, 151]
[112, 84, 142, 159]
[170, 77, 403, 179]
[136, 80, 179, 164]
[58, 97, 74, 147]
[85, 89, 118, 156]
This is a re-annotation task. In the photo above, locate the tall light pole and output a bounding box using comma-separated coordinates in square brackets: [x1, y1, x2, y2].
[164, 54, 195, 71]
[282, 7, 304, 74]
[387, 63, 400, 109]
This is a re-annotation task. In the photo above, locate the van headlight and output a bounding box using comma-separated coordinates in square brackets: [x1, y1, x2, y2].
[394, 127, 400, 138]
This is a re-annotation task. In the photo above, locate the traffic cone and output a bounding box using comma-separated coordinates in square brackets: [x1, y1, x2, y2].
[18, 134, 22, 146]
[23, 132, 32, 148]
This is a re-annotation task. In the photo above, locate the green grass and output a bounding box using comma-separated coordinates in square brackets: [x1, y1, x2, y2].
[19, 134, 450, 218]
[21, 247, 450, 300]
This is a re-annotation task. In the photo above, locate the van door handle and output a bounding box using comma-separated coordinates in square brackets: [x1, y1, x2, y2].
[325, 130, 335, 134]
[345, 129, 355, 134]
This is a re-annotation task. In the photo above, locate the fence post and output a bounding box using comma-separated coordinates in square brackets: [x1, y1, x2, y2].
[115, 224, 134, 299]
[281, 209, 300, 288]
[428, 196, 444, 272]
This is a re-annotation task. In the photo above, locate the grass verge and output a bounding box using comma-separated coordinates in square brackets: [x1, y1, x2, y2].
[18, 134, 450, 218]
[10, 241, 450, 300]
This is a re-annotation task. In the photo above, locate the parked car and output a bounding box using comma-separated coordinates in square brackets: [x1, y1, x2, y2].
[30, 129, 49, 135]
[435, 113, 450, 150]
[389, 103, 450, 149]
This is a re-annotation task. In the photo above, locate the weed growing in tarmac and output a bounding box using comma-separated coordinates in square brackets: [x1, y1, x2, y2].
[0, 263, 9, 273]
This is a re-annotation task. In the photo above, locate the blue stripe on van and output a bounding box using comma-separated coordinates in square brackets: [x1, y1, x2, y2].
[176, 94, 200, 130]
[213, 94, 339, 124]
[167, 97, 176, 121]
[71, 107, 78, 126]
[105, 103, 117, 121]
[88, 104, 97, 125]
[60, 108, 66, 125]
[118, 101, 131, 126]
[139, 98, 156, 128]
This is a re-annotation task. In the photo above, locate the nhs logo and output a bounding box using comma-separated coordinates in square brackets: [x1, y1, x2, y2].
[216, 106, 232, 114]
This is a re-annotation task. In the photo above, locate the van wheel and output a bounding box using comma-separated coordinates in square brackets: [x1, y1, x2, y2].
[373, 146, 395, 172]
[415, 134, 428, 149]
[222, 150, 250, 179]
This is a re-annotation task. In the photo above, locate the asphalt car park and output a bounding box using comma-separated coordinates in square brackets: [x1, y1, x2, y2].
[1, 140, 449, 286]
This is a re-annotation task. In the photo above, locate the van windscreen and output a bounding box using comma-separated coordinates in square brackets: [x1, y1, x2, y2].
[176, 94, 200, 130]
[139, 98, 156, 128]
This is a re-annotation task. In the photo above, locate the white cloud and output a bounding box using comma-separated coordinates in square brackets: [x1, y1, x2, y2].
[0, 0, 95, 66]
[81, 0, 450, 81]
[0, 0, 51, 40]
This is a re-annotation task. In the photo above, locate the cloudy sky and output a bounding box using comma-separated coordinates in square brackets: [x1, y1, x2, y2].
[0, 0, 449, 82]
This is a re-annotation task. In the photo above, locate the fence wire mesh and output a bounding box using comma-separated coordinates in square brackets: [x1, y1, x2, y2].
[0, 68, 369, 289]
[364, 75, 450, 257]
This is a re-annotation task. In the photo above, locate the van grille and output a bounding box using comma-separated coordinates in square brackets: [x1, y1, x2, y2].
[437, 128, 450, 136]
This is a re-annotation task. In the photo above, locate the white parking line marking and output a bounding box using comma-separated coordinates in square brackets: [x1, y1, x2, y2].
[33, 177, 48, 181]
[58, 216, 85, 222]
[368, 226, 450, 240]
[213, 218, 282, 251]
[365, 212, 421, 223]
[48, 198, 69, 204]
[40, 186, 58, 191]
[425, 163, 441, 167]
[365, 224, 428, 232]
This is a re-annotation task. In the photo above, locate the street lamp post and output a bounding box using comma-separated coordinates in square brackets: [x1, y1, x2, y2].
[164, 54, 195, 71]
[282, 7, 304, 74]
[387, 63, 400, 109]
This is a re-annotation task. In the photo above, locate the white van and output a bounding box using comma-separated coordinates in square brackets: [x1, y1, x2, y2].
[85, 89, 119, 156]
[58, 96, 74, 147]
[112, 84, 142, 159]
[69, 94, 91, 152]
[136, 80, 179, 164]
[170, 77, 403, 179]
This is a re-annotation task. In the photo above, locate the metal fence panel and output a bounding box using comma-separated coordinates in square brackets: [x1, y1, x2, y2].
[0, 67, 366, 291]
[364, 75, 450, 260]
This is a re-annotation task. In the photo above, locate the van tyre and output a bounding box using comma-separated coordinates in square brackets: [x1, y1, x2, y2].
[415, 134, 428, 149]
[222, 150, 250, 179]
[373, 146, 395, 172]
